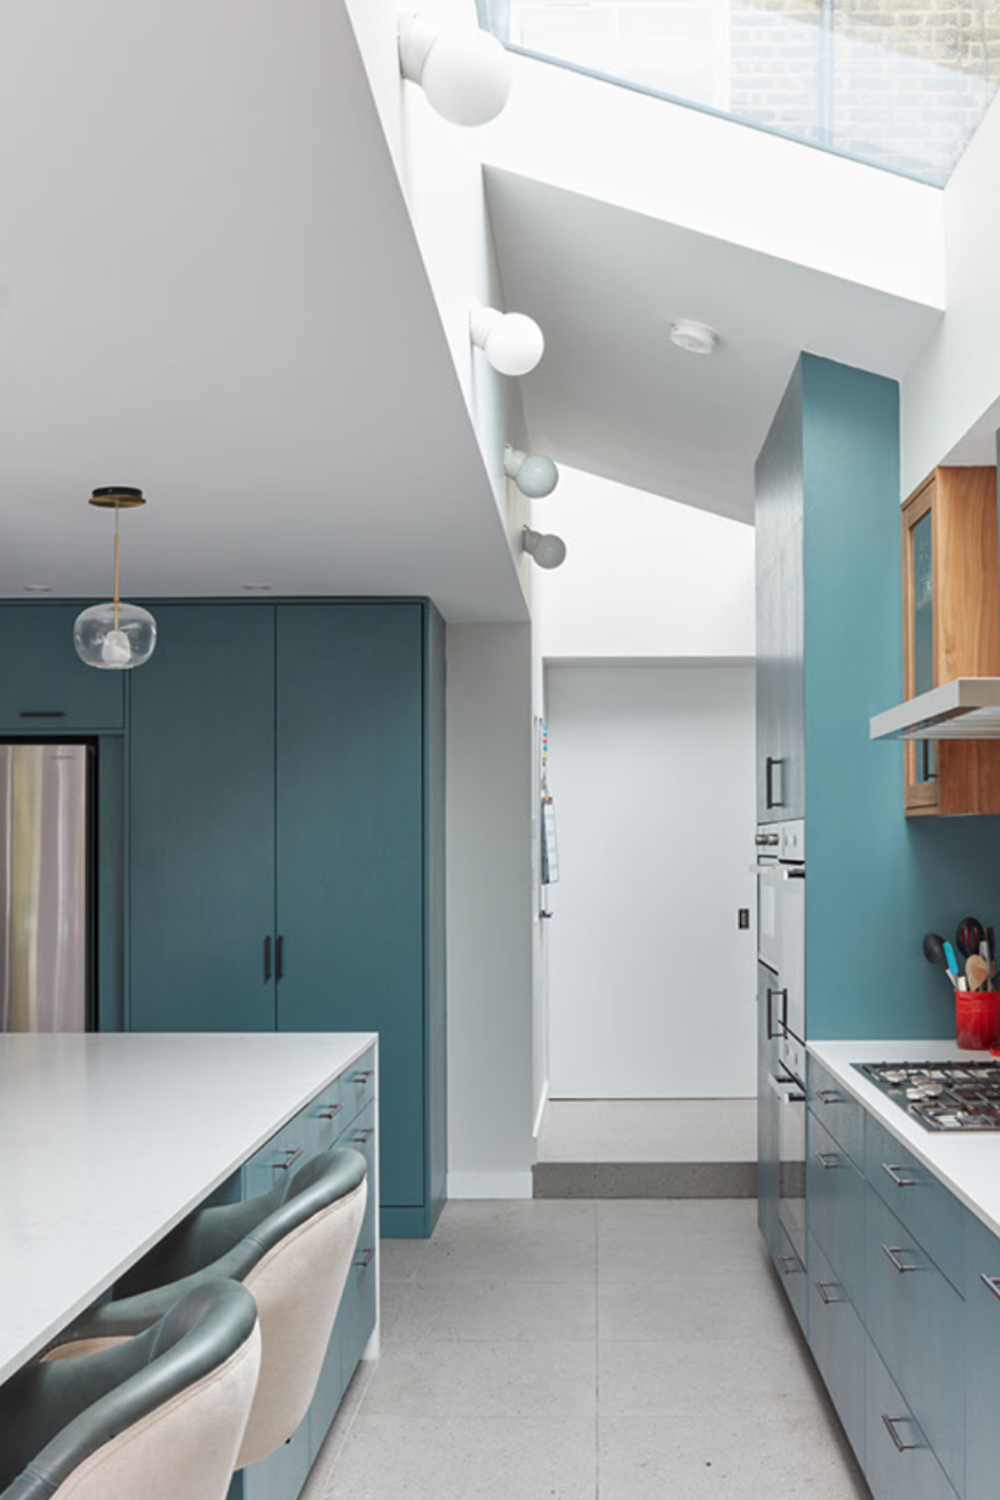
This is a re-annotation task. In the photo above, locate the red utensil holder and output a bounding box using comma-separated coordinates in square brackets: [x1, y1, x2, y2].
[956, 990, 1000, 1050]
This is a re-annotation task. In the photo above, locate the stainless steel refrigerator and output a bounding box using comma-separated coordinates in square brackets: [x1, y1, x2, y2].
[0, 743, 91, 1032]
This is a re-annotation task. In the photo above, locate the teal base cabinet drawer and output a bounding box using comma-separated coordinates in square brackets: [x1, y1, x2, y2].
[341, 1049, 377, 1128]
[0, 604, 124, 731]
[807, 1056, 865, 1168]
[865, 1339, 959, 1500]
[964, 1211, 1000, 1500]
[808, 1233, 866, 1465]
[808, 1110, 866, 1313]
[774, 1222, 808, 1334]
[863, 1113, 965, 1293]
[865, 1187, 964, 1496]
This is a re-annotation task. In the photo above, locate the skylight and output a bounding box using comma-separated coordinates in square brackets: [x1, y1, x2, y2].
[478, 0, 1000, 185]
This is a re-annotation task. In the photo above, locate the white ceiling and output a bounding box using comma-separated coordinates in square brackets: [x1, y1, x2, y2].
[0, 1, 526, 622]
[486, 168, 944, 522]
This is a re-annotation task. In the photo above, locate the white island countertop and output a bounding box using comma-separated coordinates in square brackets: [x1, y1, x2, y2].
[0, 1031, 377, 1384]
[810, 1038, 1000, 1239]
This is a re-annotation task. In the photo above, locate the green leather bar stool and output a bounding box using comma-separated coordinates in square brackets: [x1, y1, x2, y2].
[0, 1279, 260, 1500]
[47, 1145, 367, 1472]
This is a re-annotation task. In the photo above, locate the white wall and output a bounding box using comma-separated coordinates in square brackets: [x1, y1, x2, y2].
[545, 662, 757, 1098]
[532, 467, 756, 661]
[901, 87, 1000, 492]
[446, 623, 535, 1196]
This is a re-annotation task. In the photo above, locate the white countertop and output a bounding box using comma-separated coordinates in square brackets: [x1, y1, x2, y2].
[0, 1031, 376, 1384]
[810, 1039, 1000, 1239]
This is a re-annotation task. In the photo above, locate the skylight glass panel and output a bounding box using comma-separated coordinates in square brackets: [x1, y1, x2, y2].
[478, 0, 1000, 184]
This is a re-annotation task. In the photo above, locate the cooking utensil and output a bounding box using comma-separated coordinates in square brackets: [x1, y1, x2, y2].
[967, 954, 990, 991]
[924, 933, 959, 988]
[957, 916, 987, 960]
[943, 940, 961, 979]
[989, 927, 996, 986]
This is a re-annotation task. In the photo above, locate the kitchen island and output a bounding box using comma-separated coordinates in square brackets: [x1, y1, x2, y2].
[0, 1032, 378, 1386]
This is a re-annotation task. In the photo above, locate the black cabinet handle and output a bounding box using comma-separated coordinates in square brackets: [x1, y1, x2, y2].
[19, 710, 66, 719]
[765, 756, 785, 809]
[766, 987, 788, 1040]
[276, 935, 284, 982]
[263, 936, 272, 983]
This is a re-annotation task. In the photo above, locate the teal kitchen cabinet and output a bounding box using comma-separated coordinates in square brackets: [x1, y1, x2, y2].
[275, 606, 423, 1215]
[964, 1211, 1000, 1500]
[807, 1232, 866, 1465]
[0, 603, 124, 732]
[126, 600, 445, 1238]
[128, 606, 278, 1032]
[756, 965, 780, 1261]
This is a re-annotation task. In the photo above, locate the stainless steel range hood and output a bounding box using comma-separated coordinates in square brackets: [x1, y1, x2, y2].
[869, 678, 1000, 740]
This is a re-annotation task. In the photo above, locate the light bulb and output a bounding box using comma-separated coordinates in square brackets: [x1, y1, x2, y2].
[398, 15, 512, 126]
[101, 629, 132, 665]
[470, 306, 544, 376]
[522, 527, 567, 570]
[504, 446, 559, 498]
[74, 602, 157, 670]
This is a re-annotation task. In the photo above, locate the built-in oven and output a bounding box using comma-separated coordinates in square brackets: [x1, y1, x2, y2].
[754, 819, 805, 1077]
[769, 1065, 806, 1269]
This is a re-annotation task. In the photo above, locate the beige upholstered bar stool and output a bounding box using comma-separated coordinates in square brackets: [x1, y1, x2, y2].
[0, 1279, 261, 1500]
[46, 1144, 367, 1471]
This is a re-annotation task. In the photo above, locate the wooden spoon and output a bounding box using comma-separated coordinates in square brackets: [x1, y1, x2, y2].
[966, 954, 990, 992]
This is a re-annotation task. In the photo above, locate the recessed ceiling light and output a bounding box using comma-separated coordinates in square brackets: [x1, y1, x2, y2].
[670, 320, 718, 356]
[23, 583, 53, 593]
[243, 582, 271, 592]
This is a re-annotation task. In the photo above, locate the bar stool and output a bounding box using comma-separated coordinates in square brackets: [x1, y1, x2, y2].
[0, 1279, 260, 1500]
[47, 1144, 367, 1470]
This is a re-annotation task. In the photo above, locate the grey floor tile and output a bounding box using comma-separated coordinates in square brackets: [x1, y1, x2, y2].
[419, 1199, 597, 1281]
[599, 1411, 868, 1500]
[362, 1338, 597, 1417]
[394, 1277, 597, 1343]
[326, 1415, 597, 1499]
[539, 1100, 752, 1163]
[598, 1199, 771, 1282]
[378, 1237, 428, 1282]
[598, 1336, 822, 1414]
[376, 1281, 409, 1348]
[599, 1270, 795, 1343]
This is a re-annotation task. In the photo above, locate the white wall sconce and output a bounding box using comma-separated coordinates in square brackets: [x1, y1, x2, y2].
[522, 526, 567, 570]
[470, 305, 544, 376]
[504, 445, 559, 499]
[398, 14, 513, 126]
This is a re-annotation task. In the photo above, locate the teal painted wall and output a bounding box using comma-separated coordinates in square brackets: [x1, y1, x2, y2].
[800, 354, 1000, 1041]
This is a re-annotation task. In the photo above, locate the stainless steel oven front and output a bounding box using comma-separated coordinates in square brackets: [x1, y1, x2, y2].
[769, 1067, 806, 1269]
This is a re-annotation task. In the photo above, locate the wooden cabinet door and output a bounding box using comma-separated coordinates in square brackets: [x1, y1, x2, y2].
[128, 606, 277, 1031]
[275, 604, 425, 1213]
[0, 604, 124, 732]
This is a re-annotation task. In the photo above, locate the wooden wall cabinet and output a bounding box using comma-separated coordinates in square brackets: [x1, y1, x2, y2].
[902, 466, 1000, 817]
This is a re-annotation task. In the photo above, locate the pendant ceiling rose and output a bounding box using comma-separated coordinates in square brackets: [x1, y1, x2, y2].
[88, 486, 147, 509]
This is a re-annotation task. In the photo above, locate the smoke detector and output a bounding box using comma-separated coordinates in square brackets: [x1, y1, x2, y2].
[669, 320, 718, 355]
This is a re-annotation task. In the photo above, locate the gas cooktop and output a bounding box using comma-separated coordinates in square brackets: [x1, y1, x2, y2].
[856, 1060, 1000, 1131]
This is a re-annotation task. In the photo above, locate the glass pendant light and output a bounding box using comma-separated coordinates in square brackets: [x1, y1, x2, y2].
[73, 488, 157, 670]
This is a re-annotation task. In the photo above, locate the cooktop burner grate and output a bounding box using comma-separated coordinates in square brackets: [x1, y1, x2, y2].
[855, 1060, 1000, 1131]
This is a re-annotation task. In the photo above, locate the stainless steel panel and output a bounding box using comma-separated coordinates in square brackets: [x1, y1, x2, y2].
[0, 744, 89, 1031]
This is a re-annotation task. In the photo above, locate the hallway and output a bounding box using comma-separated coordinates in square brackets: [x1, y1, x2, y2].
[305, 1199, 868, 1500]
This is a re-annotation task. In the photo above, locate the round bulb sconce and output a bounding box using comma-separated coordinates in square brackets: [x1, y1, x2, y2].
[398, 14, 513, 127]
[669, 320, 718, 356]
[470, 305, 544, 377]
[504, 445, 559, 499]
[522, 526, 567, 570]
[73, 488, 157, 671]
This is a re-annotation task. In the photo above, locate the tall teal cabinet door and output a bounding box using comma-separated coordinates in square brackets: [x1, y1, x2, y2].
[129, 606, 277, 1032]
[275, 604, 425, 1216]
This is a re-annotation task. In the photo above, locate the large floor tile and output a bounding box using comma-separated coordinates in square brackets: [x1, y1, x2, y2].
[598, 1335, 822, 1414]
[378, 1238, 428, 1283]
[394, 1277, 597, 1343]
[325, 1415, 597, 1500]
[362, 1339, 597, 1418]
[599, 1270, 795, 1343]
[599, 1410, 868, 1500]
[598, 1200, 771, 1282]
[539, 1100, 751, 1163]
[419, 1200, 597, 1281]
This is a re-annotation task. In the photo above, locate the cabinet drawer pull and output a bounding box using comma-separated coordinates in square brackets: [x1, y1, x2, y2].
[882, 1163, 916, 1189]
[815, 1281, 844, 1305]
[271, 1146, 303, 1172]
[882, 1244, 920, 1274]
[353, 1246, 376, 1268]
[351, 1128, 375, 1145]
[351, 1069, 375, 1084]
[777, 1254, 801, 1276]
[882, 1414, 921, 1453]
[263, 936, 272, 983]
[981, 1274, 1000, 1302]
[817, 1089, 843, 1105]
[318, 1103, 343, 1121]
[815, 1151, 841, 1170]
[19, 710, 66, 718]
[275, 935, 284, 982]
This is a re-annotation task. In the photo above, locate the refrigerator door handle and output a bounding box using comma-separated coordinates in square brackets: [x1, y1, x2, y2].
[276, 935, 284, 983]
[263, 935, 272, 983]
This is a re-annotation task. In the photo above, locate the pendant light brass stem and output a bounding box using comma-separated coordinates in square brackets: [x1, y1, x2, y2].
[113, 506, 120, 632]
